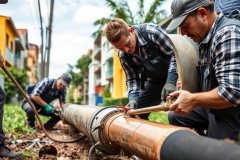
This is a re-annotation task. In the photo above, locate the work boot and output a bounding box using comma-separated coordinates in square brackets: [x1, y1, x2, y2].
[0, 145, 22, 159]
[24, 117, 34, 128]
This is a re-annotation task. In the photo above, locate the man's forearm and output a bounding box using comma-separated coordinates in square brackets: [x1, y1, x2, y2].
[191, 88, 233, 109]
[31, 95, 46, 107]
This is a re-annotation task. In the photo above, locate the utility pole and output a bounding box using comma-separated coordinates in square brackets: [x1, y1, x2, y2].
[37, 0, 44, 80]
[45, 0, 54, 77]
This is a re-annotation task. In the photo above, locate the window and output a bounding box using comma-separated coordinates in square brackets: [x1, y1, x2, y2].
[10, 41, 13, 52]
[6, 34, 9, 47]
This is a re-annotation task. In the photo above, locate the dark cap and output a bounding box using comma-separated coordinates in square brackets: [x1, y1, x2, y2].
[60, 73, 72, 88]
[0, 0, 8, 4]
[166, 0, 210, 31]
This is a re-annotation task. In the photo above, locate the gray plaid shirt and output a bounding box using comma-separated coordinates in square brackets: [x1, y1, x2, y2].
[32, 78, 66, 103]
[199, 13, 240, 106]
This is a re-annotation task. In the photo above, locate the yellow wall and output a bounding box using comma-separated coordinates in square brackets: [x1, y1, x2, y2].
[113, 49, 127, 98]
[28, 50, 37, 84]
[0, 17, 18, 67]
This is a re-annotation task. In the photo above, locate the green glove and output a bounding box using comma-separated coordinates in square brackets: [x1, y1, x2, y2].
[44, 104, 53, 114]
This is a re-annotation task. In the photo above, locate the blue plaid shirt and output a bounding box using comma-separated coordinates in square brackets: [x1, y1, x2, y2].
[199, 13, 240, 106]
[32, 78, 66, 103]
[119, 23, 177, 100]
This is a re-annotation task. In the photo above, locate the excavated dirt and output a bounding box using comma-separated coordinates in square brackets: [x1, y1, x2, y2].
[3, 122, 138, 160]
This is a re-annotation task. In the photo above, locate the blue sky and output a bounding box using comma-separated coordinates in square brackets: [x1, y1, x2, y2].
[0, 0, 171, 78]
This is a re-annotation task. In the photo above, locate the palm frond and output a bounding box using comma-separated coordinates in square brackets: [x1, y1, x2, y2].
[144, 0, 166, 23]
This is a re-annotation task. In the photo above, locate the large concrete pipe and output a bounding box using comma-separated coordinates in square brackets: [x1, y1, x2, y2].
[167, 34, 199, 93]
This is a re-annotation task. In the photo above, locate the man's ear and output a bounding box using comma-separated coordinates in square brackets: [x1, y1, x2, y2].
[198, 7, 208, 20]
[129, 27, 134, 33]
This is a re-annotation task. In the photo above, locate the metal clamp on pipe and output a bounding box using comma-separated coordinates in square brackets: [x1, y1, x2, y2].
[126, 96, 173, 116]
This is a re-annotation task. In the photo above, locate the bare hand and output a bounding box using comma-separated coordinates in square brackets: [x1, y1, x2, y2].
[169, 90, 195, 115]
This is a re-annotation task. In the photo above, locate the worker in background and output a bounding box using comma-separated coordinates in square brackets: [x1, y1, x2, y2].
[22, 72, 72, 131]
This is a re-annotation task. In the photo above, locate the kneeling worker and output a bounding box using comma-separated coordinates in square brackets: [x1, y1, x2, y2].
[22, 72, 72, 130]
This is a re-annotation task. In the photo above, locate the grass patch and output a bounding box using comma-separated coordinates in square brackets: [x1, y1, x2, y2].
[3, 103, 50, 134]
[148, 112, 169, 124]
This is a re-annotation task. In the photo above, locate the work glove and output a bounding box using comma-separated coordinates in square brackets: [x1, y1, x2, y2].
[44, 103, 53, 114]
[125, 100, 137, 109]
[161, 82, 176, 101]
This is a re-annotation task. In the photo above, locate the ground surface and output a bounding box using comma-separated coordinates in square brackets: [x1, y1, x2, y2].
[4, 122, 137, 160]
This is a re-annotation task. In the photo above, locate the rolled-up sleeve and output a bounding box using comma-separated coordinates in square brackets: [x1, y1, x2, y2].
[214, 26, 240, 106]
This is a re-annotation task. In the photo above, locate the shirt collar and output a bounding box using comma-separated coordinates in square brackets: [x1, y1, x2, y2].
[201, 13, 224, 45]
[131, 25, 148, 46]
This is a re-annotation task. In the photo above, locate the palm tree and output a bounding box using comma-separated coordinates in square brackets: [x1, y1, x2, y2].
[93, 0, 167, 36]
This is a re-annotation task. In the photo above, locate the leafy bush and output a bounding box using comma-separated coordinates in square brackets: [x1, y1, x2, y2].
[148, 112, 169, 124]
[0, 66, 28, 103]
[76, 96, 82, 104]
[101, 87, 111, 98]
[103, 97, 128, 106]
[3, 103, 49, 134]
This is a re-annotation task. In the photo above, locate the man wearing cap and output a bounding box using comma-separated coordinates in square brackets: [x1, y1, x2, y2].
[166, 0, 240, 141]
[22, 72, 72, 131]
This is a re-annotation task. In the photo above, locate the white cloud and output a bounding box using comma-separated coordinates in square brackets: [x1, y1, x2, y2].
[73, 4, 111, 24]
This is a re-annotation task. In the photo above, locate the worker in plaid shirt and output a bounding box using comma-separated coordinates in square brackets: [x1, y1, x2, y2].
[167, 0, 240, 141]
[105, 18, 178, 120]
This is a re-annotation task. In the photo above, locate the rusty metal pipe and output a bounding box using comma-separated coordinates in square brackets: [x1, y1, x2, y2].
[103, 112, 196, 160]
[61, 104, 197, 159]
[61, 104, 240, 160]
[126, 96, 172, 116]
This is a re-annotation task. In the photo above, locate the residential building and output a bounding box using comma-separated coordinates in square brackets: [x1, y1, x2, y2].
[0, 15, 21, 66]
[88, 34, 102, 105]
[27, 43, 39, 84]
[16, 29, 29, 70]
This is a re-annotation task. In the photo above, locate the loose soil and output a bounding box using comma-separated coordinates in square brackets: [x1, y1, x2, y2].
[3, 121, 137, 160]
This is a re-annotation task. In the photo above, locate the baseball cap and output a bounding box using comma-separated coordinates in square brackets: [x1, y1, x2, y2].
[60, 73, 72, 88]
[166, 0, 210, 31]
[0, 0, 8, 4]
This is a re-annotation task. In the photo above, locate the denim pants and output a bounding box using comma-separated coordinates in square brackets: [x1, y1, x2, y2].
[0, 86, 5, 146]
[22, 100, 60, 128]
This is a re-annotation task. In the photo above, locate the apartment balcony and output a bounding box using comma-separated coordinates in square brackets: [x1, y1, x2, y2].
[94, 47, 101, 61]
[5, 47, 14, 65]
[23, 57, 30, 71]
[94, 63, 101, 74]
[14, 58, 21, 68]
[106, 69, 113, 80]
[96, 78, 101, 86]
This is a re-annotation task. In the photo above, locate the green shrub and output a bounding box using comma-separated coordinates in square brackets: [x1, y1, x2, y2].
[101, 87, 111, 98]
[76, 96, 82, 104]
[3, 103, 50, 134]
[148, 112, 169, 124]
[0, 67, 28, 103]
[103, 97, 128, 106]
